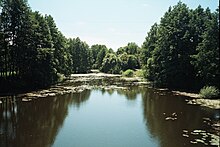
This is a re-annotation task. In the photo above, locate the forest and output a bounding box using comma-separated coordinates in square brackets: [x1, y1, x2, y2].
[0, 0, 219, 93]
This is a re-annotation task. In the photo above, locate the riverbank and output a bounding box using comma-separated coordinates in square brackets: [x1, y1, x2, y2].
[0, 73, 219, 110]
[0, 73, 149, 102]
[172, 90, 220, 109]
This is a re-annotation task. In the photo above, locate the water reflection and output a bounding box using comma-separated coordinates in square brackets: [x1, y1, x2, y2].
[0, 88, 219, 147]
[142, 88, 219, 147]
[71, 90, 91, 108]
[96, 86, 145, 100]
[0, 90, 91, 147]
[117, 87, 144, 100]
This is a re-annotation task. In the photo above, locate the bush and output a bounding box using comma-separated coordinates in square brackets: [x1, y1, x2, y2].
[199, 86, 220, 99]
[57, 73, 65, 83]
[122, 69, 134, 77]
[134, 69, 144, 77]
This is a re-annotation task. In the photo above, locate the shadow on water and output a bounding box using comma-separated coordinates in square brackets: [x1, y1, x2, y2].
[0, 90, 91, 147]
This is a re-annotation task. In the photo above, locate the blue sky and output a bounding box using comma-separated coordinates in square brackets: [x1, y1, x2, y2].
[28, 0, 219, 50]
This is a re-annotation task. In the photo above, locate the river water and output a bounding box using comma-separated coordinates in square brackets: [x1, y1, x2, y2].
[0, 87, 219, 147]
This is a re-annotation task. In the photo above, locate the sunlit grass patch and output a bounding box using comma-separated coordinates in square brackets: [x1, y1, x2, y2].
[199, 86, 219, 99]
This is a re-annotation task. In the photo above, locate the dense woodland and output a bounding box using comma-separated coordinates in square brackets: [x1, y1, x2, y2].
[142, 3, 219, 90]
[0, 0, 219, 93]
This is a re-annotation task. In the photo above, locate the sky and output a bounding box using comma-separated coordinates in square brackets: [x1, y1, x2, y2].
[28, 0, 219, 50]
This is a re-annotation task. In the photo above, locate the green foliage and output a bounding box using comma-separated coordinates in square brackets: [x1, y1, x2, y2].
[0, 0, 72, 91]
[134, 69, 144, 77]
[122, 69, 134, 77]
[150, 2, 193, 88]
[32, 12, 53, 48]
[29, 48, 57, 87]
[46, 15, 72, 76]
[68, 37, 92, 73]
[127, 55, 139, 69]
[0, 0, 93, 92]
[0, 0, 218, 93]
[90, 44, 108, 69]
[119, 53, 138, 70]
[96, 46, 108, 69]
[117, 43, 141, 71]
[141, 2, 219, 90]
[100, 53, 121, 74]
[117, 42, 140, 55]
[141, 23, 158, 66]
[191, 9, 219, 88]
[118, 53, 128, 70]
[199, 86, 220, 99]
[57, 73, 65, 83]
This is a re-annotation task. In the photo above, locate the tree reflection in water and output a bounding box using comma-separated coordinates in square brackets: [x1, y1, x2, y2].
[0, 88, 218, 147]
[100, 87, 219, 147]
[142, 88, 218, 147]
[116, 86, 145, 100]
[0, 90, 91, 147]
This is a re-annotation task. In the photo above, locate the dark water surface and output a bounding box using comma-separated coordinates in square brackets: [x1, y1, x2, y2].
[0, 87, 219, 147]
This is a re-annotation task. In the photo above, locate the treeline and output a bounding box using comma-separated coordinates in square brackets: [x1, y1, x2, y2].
[141, 2, 219, 90]
[0, 0, 141, 92]
[0, 0, 92, 91]
[93, 42, 141, 74]
[0, 1, 219, 92]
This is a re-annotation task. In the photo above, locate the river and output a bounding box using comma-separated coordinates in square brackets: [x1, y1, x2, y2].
[0, 86, 219, 147]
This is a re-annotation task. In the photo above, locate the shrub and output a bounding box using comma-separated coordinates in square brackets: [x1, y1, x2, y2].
[57, 73, 65, 83]
[199, 86, 220, 99]
[122, 69, 134, 77]
[134, 69, 144, 77]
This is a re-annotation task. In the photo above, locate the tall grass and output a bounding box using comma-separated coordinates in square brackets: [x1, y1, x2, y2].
[199, 86, 220, 99]
[122, 69, 134, 77]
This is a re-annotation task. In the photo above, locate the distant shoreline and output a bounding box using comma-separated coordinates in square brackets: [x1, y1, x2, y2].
[1, 73, 219, 109]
